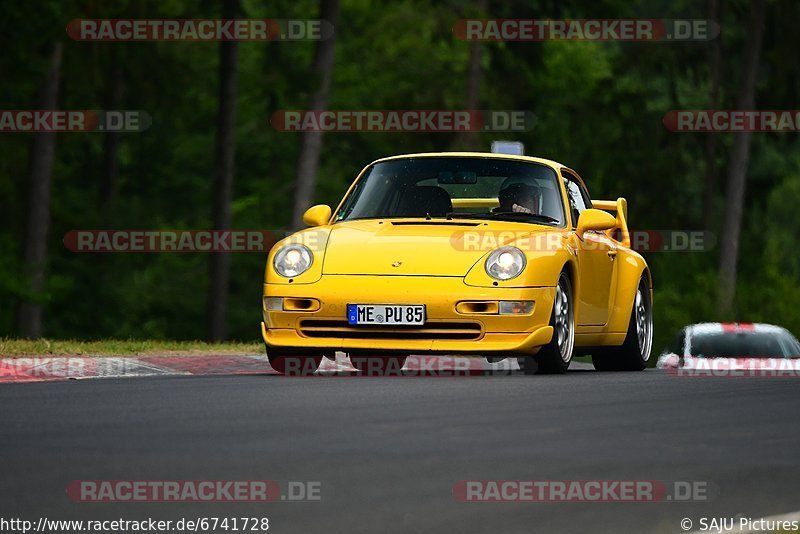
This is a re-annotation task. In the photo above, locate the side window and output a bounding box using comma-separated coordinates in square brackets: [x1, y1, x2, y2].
[561, 171, 591, 228]
[335, 177, 368, 220]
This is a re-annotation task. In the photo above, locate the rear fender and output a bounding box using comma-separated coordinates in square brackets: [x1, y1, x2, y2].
[607, 251, 651, 334]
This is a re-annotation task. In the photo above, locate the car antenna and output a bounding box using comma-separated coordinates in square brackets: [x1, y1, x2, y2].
[425, 212, 432, 220]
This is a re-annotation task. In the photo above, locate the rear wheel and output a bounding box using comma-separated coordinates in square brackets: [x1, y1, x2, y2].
[350, 355, 408, 376]
[592, 275, 652, 371]
[266, 348, 322, 375]
[519, 271, 574, 375]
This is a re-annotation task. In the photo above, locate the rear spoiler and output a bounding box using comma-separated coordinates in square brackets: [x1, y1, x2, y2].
[592, 198, 630, 247]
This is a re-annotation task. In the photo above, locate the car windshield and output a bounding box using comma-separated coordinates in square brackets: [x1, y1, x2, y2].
[335, 157, 566, 226]
[688, 330, 800, 358]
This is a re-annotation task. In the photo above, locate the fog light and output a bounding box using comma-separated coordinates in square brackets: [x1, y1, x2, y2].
[283, 298, 320, 311]
[498, 301, 534, 315]
[455, 301, 499, 314]
[265, 297, 284, 311]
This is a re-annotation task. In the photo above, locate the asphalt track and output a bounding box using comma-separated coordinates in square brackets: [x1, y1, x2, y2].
[1, 366, 799, 534]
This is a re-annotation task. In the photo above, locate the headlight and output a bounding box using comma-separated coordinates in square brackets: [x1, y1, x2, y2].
[273, 244, 313, 277]
[485, 246, 526, 281]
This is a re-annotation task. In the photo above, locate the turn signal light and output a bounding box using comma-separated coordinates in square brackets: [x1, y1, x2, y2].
[498, 301, 534, 315]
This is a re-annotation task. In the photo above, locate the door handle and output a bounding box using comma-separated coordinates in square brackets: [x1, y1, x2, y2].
[607, 250, 617, 260]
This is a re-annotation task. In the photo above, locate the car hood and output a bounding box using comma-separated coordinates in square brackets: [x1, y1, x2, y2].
[322, 219, 555, 276]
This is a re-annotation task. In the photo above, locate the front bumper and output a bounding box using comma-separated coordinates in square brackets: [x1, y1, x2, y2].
[262, 275, 555, 355]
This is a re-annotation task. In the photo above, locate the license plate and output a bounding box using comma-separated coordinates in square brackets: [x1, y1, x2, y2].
[347, 304, 425, 325]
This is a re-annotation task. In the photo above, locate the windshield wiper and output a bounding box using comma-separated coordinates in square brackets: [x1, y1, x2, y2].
[488, 212, 561, 224]
[446, 212, 561, 225]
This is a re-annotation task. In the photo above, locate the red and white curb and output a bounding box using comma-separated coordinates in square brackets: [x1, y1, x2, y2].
[0, 354, 528, 383]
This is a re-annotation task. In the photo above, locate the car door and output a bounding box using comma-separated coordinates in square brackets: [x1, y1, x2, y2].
[562, 170, 617, 327]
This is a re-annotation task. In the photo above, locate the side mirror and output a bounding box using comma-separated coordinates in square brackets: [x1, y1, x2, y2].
[576, 209, 616, 239]
[302, 204, 332, 227]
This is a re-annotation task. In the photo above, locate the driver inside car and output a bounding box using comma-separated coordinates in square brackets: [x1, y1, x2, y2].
[494, 179, 541, 214]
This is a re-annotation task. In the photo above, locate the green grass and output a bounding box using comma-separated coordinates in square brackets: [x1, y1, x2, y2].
[0, 338, 262, 357]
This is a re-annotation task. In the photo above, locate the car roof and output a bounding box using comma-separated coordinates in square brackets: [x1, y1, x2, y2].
[686, 323, 789, 336]
[370, 151, 566, 170]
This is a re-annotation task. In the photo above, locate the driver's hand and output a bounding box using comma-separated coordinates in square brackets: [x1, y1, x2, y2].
[512, 203, 532, 214]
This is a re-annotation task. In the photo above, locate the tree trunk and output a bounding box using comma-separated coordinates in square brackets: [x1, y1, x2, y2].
[100, 58, 124, 210]
[17, 42, 63, 339]
[702, 0, 723, 231]
[206, 0, 240, 342]
[717, 0, 766, 315]
[453, 0, 486, 151]
[291, 0, 340, 230]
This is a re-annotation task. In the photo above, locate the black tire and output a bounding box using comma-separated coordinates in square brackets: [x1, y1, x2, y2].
[350, 355, 408, 376]
[519, 271, 574, 375]
[591, 275, 652, 371]
[266, 347, 322, 375]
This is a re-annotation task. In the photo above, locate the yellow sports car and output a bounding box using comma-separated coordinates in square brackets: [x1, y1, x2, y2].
[262, 152, 652, 375]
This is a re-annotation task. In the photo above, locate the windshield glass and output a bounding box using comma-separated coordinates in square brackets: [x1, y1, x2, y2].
[335, 157, 566, 225]
[688, 330, 800, 358]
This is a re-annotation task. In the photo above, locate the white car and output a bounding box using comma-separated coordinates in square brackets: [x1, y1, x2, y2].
[657, 322, 800, 369]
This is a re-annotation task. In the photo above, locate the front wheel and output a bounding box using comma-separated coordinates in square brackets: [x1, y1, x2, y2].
[592, 275, 652, 371]
[519, 271, 574, 375]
